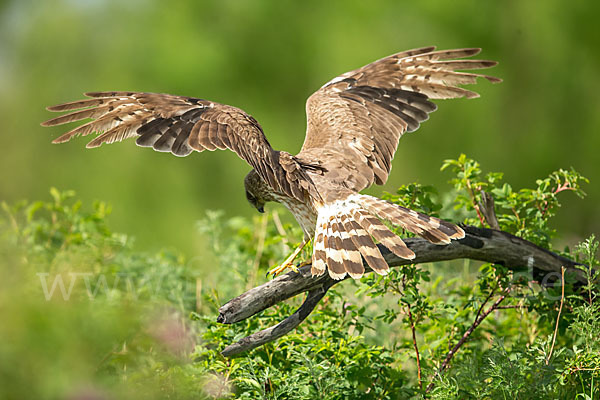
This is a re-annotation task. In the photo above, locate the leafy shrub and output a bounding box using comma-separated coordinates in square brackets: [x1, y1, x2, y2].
[0, 156, 597, 399]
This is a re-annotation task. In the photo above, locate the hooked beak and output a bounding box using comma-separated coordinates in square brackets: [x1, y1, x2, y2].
[257, 206, 265, 213]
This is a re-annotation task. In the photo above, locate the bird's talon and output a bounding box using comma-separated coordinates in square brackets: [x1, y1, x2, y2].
[267, 262, 293, 277]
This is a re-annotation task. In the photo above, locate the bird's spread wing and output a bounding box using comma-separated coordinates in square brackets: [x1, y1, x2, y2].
[42, 91, 313, 201]
[297, 47, 501, 192]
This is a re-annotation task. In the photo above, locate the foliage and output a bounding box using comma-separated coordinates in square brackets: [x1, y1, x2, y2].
[441, 154, 588, 247]
[0, 155, 598, 399]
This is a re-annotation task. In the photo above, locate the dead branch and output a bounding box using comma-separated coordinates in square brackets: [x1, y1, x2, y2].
[218, 225, 591, 357]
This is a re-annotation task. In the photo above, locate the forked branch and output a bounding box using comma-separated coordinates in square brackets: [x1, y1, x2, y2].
[218, 225, 590, 357]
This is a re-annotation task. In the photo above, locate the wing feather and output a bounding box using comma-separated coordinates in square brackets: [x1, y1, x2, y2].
[42, 92, 315, 201]
[298, 47, 500, 191]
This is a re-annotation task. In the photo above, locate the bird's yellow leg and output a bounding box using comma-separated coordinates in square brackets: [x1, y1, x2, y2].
[267, 238, 310, 277]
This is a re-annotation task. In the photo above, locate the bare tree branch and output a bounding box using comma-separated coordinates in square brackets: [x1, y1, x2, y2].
[479, 190, 500, 230]
[221, 282, 335, 357]
[218, 225, 590, 357]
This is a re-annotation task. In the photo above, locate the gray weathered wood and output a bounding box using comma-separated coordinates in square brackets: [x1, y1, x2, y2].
[218, 225, 589, 357]
[221, 283, 335, 357]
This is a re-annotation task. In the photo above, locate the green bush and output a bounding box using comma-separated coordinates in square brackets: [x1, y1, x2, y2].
[0, 156, 597, 399]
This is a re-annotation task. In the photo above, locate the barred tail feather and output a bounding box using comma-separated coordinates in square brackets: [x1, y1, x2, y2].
[352, 209, 416, 260]
[311, 194, 462, 280]
[324, 215, 347, 280]
[311, 215, 328, 276]
[332, 215, 364, 279]
[339, 213, 387, 276]
[358, 195, 464, 244]
[313, 203, 389, 279]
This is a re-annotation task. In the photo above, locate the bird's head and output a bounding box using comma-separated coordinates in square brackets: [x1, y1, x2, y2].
[243, 169, 274, 214]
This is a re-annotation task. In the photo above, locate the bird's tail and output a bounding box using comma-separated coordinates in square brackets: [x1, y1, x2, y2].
[311, 194, 464, 280]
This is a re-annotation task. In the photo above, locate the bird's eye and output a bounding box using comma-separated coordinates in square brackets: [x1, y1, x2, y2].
[246, 191, 256, 203]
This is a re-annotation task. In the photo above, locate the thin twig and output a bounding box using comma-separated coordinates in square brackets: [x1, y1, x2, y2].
[568, 367, 600, 373]
[399, 274, 423, 390]
[406, 303, 422, 390]
[541, 182, 575, 217]
[426, 287, 512, 393]
[247, 213, 268, 290]
[474, 282, 497, 322]
[546, 266, 565, 365]
[461, 170, 485, 226]
[495, 305, 524, 310]
[271, 210, 289, 246]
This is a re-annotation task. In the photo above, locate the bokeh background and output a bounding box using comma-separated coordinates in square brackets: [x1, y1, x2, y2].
[1, 0, 598, 257]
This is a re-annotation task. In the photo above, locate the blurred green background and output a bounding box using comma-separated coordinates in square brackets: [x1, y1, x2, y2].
[1, 1, 599, 398]
[1, 0, 598, 257]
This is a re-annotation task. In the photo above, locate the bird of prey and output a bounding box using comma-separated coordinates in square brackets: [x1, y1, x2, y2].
[42, 46, 500, 280]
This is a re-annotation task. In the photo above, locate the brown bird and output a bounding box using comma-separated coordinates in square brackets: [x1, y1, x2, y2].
[42, 46, 500, 280]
